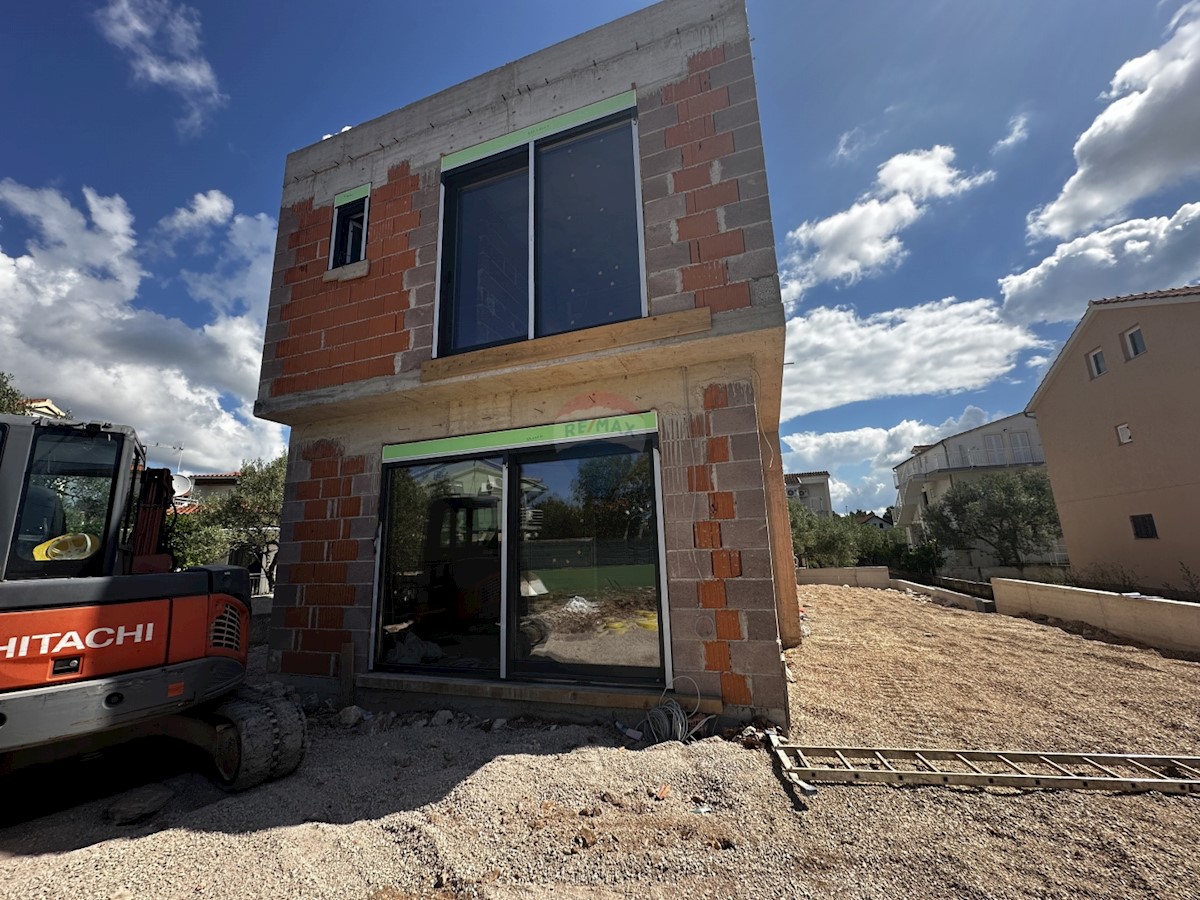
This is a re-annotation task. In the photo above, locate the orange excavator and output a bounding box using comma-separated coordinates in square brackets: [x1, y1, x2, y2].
[0, 414, 305, 789]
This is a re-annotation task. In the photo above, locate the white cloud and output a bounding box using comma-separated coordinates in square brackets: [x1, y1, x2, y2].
[94, 0, 227, 135]
[0, 179, 284, 472]
[991, 114, 1030, 154]
[781, 146, 994, 302]
[781, 298, 1044, 421]
[783, 406, 993, 513]
[181, 211, 276, 315]
[1001, 202, 1200, 322]
[833, 126, 873, 162]
[1027, 4, 1200, 239]
[157, 189, 233, 237]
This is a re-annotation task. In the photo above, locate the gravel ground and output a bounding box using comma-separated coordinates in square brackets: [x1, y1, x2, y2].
[1, 584, 1197, 899]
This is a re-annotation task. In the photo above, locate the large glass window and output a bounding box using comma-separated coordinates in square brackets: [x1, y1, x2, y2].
[439, 114, 643, 356]
[377, 457, 504, 676]
[378, 432, 664, 686]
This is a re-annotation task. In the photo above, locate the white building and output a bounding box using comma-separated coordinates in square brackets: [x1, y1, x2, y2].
[784, 471, 832, 517]
[892, 413, 1067, 577]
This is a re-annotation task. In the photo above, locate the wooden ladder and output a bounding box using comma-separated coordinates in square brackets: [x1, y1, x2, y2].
[768, 735, 1200, 796]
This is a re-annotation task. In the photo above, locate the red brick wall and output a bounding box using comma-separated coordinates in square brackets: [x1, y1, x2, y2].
[271, 439, 379, 678]
[639, 40, 777, 318]
[265, 161, 439, 399]
[661, 379, 788, 717]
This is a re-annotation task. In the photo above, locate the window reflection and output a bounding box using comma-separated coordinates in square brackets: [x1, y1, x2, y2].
[511, 441, 662, 683]
[378, 457, 504, 675]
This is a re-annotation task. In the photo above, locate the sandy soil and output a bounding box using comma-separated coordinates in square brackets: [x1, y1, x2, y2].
[1, 584, 1197, 899]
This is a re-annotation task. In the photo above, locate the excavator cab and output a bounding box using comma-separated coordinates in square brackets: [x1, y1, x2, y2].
[3, 420, 133, 581]
[0, 415, 306, 791]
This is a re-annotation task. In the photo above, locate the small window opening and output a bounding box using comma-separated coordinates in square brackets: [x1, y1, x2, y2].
[1124, 327, 1146, 359]
[1116, 423, 1133, 444]
[1087, 348, 1107, 378]
[331, 196, 367, 269]
[1130, 514, 1157, 539]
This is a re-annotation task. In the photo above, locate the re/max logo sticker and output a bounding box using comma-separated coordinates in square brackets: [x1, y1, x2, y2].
[557, 417, 642, 438]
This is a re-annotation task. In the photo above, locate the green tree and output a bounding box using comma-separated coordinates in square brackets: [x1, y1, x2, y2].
[204, 452, 288, 590]
[571, 452, 653, 540]
[0, 372, 28, 415]
[789, 504, 861, 568]
[924, 469, 1062, 570]
[167, 510, 231, 569]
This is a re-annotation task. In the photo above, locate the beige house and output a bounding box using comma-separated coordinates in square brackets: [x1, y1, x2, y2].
[892, 413, 1066, 577]
[1027, 286, 1200, 593]
[783, 471, 832, 517]
[254, 0, 798, 725]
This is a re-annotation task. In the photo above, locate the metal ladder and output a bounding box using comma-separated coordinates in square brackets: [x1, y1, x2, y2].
[769, 736, 1200, 796]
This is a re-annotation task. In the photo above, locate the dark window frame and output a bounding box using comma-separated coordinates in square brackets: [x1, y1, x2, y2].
[376, 432, 666, 688]
[1123, 326, 1147, 360]
[436, 110, 646, 357]
[1130, 514, 1158, 539]
[330, 194, 368, 270]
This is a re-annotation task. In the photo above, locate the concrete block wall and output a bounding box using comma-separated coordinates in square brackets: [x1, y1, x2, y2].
[659, 378, 788, 720]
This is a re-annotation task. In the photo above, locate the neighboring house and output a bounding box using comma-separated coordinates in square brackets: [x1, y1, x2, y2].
[892, 412, 1066, 577]
[783, 471, 832, 517]
[856, 513, 890, 530]
[254, 0, 796, 725]
[187, 472, 241, 505]
[1026, 286, 1200, 593]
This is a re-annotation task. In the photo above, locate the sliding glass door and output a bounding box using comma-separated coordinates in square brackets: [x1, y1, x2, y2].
[509, 438, 663, 684]
[377, 457, 504, 676]
[377, 432, 664, 686]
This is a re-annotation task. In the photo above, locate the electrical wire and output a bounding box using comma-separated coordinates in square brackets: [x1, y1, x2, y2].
[626, 675, 715, 745]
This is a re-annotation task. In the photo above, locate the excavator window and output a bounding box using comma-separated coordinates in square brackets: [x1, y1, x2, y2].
[7, 428, 123, 579]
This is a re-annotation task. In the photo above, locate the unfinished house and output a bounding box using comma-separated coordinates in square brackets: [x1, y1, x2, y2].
[254, 0, 797, 725]
[1026, 287, 1200, 593]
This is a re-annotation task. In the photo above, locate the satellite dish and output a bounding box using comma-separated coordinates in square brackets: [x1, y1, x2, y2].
[171, 474, 194, 498]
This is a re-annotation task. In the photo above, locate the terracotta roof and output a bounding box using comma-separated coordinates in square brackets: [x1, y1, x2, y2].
[784, 471, 830, 482]
[193, 472, 241, 480]
[1089, 285, 1200, 306]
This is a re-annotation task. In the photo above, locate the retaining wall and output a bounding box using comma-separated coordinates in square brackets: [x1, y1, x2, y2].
[795, 566, 890, 589]
[992, 578, 1200, 654]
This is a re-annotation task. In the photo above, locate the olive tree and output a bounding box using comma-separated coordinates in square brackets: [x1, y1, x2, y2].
[923, 469, 1061, 570]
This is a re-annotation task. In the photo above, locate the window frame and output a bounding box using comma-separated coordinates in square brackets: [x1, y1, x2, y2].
[1086, 347, 1107, 379]
[375, 413, 671, 687]
[1130, 514, 1157, 539]
[1116, 423, 1133, 445]
[1122, 326, 1146, 360]
[329, 184, 371, 270]
[433, 96, 647, 359]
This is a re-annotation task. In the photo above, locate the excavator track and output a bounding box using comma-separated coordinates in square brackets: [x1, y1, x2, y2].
[210, 691, 307, 792]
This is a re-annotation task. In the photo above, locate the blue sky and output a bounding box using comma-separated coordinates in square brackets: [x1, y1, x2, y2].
[2, 1, 1198, 512]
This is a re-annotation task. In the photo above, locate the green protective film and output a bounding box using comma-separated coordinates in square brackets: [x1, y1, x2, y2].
[334, 183, 371, 206]
[441, 89, 637, 171]
[382, 411, 658, 462]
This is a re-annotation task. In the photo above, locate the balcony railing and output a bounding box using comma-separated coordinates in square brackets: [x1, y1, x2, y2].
[894, 447, 1045, 487]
